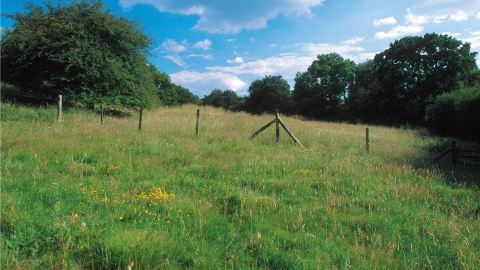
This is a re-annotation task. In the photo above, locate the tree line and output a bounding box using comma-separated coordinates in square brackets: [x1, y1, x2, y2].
[202, 34, 479, 141]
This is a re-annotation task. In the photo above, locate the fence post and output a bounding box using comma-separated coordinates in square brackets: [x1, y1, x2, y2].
[276, 110, 280, 142]
[366, 128, 369, 154]
[100, 103, 104, 125]
[451, 141, 457, 165]
[196, 109, 200, 135]
[138, 105, 143, 131]
[57, 95, 62, 122]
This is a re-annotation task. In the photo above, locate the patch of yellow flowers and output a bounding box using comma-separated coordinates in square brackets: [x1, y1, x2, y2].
[136, 187, 175, 201]
[295, 168, 314, 177]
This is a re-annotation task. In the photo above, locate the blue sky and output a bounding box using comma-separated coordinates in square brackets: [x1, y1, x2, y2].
[2, 0, 480, 97]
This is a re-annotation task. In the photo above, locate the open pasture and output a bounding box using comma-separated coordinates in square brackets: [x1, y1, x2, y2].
[1, 103, 479, 269]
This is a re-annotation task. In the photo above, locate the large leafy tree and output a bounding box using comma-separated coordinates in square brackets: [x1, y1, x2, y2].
[292, 71, 324, 118]
[374, 33, 478, 124]
[1, 0, 157, 107]
[244, 75, 292, 115]
[293, 53, 355, 119]
[345, 60, 384, 123]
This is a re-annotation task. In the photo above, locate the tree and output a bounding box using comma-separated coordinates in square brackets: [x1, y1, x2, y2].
[1, 0, 157, 108]
[202, 89, 224, 108]
[374, 33, 478, 124]
[292, 71, 325, 118]
[175, 84, 201, 105]
[244, 75, 292, 115]
[292, 53, 355, 120]
[345, 60, 384, 123]
[220, 90, 245, 111]
[150, 68, 180, 106]
[202, 89, 245, 111]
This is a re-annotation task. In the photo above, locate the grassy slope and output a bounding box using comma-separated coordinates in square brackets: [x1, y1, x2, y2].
[1, 103, 479, 269]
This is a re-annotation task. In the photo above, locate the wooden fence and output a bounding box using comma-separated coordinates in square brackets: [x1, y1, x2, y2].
[250, 110, 304, 147]
[433, 141, 480, 167]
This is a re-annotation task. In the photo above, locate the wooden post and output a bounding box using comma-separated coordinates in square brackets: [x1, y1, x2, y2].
[100, 103, 104, 125]
[57, 95, 62, 122]
[366, 128, 369, 154]
[451, 141, 457, 165]
[251, 114, 303, 147]
[196, 109, 200, 135]
[138, 105, 143, 131]
[278, 118, 304, 147]
[250, 119, 276, 139]
[276, 110, 280, 142]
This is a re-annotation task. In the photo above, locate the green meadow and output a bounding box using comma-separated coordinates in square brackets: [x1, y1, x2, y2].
[1, 103, 479, 269]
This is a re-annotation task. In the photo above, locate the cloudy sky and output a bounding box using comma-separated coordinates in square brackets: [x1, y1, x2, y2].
[2, 0, 480, 97]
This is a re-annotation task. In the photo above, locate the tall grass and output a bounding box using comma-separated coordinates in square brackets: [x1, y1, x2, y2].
[1, 102, 479, 269]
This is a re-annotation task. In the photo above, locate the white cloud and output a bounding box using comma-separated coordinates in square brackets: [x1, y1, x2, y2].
[405, 9, 429, 25]
[193, 39, 212, 50]
[119, 0, 324, 33]
[342, 37, 364, 45]
[449, 10, 469, 21]
[373, 17, 397, 26]
[476, 11, 480, 19]
[408, 0, 480, 24]
[460, 32, 480, 50]
[375, 25, 424, 39]
[164, 55, 187, 68]
[302, 43, 364, 56]
[227, 39, 236, 42]
[187, 54, 215, 60]
[353, 53, 378, 63]
[227, 57, 244, 64]
[169, 70, 246, 94]
[207, 54, 311, 79]
[432, 15, 448, 24]
[161, 39, 188, 53]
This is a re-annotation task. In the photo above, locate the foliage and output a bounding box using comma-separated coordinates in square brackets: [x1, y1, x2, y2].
[150, 67, 180, 106]
[0, 0, 158, 108]
[292, 53, 355, 120]
[374, 33, 478, 125]
[146, 66, 200, 106]
[175, 84, 201, 105]
[344, 60, 383, 123]
[425, 84, 480, 141]
[202, 89, 245, 111]
[2, 103, 480, 269]
[244, 75, 292, 114]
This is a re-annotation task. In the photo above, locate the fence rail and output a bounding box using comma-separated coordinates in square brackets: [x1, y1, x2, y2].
[433, 141, 480, 167]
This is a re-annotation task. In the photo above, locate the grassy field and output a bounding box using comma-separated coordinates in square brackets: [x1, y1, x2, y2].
[1, 102, 479, 269]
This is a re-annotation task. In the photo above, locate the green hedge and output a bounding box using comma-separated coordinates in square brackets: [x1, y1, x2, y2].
[425, 85, 480, 141]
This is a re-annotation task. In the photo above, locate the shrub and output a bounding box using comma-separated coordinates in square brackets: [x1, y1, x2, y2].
[425, 85, 480, 141]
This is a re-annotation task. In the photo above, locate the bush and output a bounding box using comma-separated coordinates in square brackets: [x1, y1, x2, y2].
[425, 85, 480, 141]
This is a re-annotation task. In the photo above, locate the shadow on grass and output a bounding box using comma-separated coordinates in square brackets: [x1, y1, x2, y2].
[95, 105, 134, 118]
[409, 132, 480, 188]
